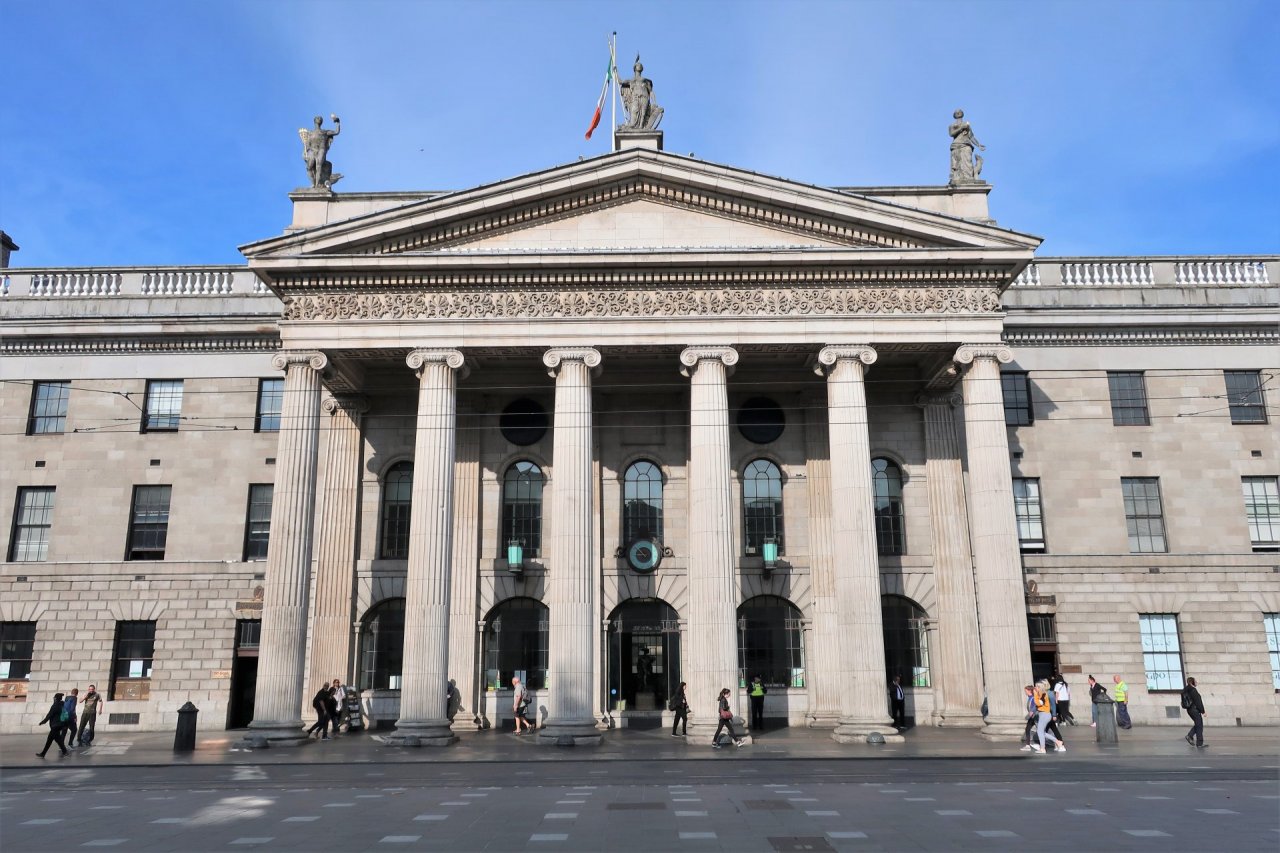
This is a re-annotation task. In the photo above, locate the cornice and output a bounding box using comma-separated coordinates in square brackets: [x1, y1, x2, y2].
[1002, 327, 1280, 346]
[0, 335, 281, 356]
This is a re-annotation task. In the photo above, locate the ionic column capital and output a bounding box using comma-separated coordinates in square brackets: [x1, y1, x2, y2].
[914, 390, 963, 410]
[406, 348, 468, 380]
[679, 346, 738, 378]
[322, 393, 369, 416]
[954, 344, 1013, 367]
[271, 350, 328, 372]
[543, 347, 603, 379]
[815, 345, 877, 377]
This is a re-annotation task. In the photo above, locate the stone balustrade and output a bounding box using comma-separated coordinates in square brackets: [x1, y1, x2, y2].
[1061, 261, 1154, 287]
[1174, 259, 1269, 285]
[2, 266, 269, 297]
[1010, 257, 1275, 289]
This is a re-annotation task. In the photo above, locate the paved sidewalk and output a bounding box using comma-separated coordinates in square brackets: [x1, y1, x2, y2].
[3, 722, 1276, 770]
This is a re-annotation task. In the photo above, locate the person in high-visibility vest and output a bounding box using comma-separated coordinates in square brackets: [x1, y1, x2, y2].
[1112, 675, 1132, 729]
[748, 675, 767, 732]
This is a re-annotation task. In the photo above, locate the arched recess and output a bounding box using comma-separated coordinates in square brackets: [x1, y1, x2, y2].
[881, 594, 930, 687]
[606, 597, 680, 714]
[357, 598, 405, 690]
[482, 597, 549, 692]
[737, 595, 805, 688]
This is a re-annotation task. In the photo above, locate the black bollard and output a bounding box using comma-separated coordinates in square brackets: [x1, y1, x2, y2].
[174, 701, 199, 752]
[1094, 695, 1119, 744]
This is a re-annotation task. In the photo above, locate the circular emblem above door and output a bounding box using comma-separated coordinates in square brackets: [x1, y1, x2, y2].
[626, 539, 663, 573]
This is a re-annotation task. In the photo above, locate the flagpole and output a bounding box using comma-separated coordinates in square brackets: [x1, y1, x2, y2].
[609, 32, 617, 151]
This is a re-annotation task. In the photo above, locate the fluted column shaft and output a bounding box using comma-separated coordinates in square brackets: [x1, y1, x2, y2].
[956, 345, 1034, 739]
[817, 345, 900, 743]
[540, 348, 603, 744]
[680, 346, 740, 737]
[917, 392, 985, 726]
[803, 409, 841, 728]
[248, 351, 327, 742]
[447, 405, 481, 730]
[393, 348, 466, 746]
[308, 394, 367, 694]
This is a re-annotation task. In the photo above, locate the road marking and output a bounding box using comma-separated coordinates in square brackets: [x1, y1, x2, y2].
[976, 831, 1018, 838]
[1090, 788, 1120, 792]
[679, 832, 716, 840]
[828, 833, 867, 839]
[1021, 797, 1051, 801]
[379, 837, 421, 844]
[23, 819, 63, 825]
[936, 810, 973, 816]
[461, 793, 487, 798]
[152, 818, 185, 824]
[544, 813, 577, 819]
[229, 840, 274, 847]
[1197, 809, 1239, 815]
[1124, 830, 1171, 838]
[806, 810, 840, 816]
[356, 794, 383, 799]
[323, 803, 354, 808]
[530, 835, 569, 842]
[1138, 796, 1172, 800]
[904, 797, 935, 802]
[878, 789, 907, 794]
[985, 789, 1013, 793]
[81, 841, 126, 847]
[283, 817, 320, 822]
[675, 811, 708, 817]
[145, 797, 175, 801]
[788, 798, 818, 802]
[90, 805, 124, 810]
[1067, 809, 1105, 815]
[413, 815, 448, 821]
[440, 801, 470, 806]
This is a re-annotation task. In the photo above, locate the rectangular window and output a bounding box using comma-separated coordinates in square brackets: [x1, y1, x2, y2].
[27, 381, 70, 435]
[1243, 476, 1280, 550]
[1139, 613, 1184, 691]
[243, 484, 273, 561]
[1265, 613, 1280, 691]
[142, 379, 183, 432]
[1225, 370, 1268, 424]
[1108, 371, 1150, 426]
[9, 487, 55, 562]
[110, 620, 156, 701]
[126, 485, 172, 561]
[255, 378, 284, 433]
[1027, 613, 1057, 644]
[1012, 478, 1045, 551]
[1001, 372, 1034, 426]
[1121, 477, 1166, 553]
[1, 622, 37, 700]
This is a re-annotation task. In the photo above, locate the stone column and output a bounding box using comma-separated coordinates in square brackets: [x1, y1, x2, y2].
[307, 394, 367, 696]
[679, 346, 740, 739]
[447, 404, 481, 731]
[539, 347, 604, 745]
[815, 345, 901, 743]
[392, 348, 467, 746]
[955, 344, 1033, 739]
[247, 351, 327, 746]
[803, 405, 841, 728]
[916, 391, 986, 727]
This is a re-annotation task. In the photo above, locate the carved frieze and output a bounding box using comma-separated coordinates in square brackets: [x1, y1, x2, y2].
[282, 285, 1002, 322]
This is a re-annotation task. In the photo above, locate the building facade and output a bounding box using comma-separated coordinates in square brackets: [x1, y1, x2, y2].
[2, 138, 1277, 741]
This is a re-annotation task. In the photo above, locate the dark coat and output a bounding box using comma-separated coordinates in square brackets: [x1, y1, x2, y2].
[1089, 682, 1107, 703]
[38, 698, 64, 730]
[1181, 685, 1205, 714]
[312, 689, 331, 712]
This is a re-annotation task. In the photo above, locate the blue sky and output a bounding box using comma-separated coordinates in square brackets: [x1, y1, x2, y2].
[2, 0, 1277, 267]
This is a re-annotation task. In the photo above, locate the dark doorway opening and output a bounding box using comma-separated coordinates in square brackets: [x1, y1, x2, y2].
[607, 598, 680, 723]
[227, 619, 259, 729]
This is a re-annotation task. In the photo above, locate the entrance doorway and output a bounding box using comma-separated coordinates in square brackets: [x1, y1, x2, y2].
[1028, 613, 1058, 683]
[607, 599, 680, 720]
[227, 619, 260, 729]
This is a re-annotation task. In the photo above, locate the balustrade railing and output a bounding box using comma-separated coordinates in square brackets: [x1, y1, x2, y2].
[1060, 262, 1154, 287]
[3, 267, 271, 298]
[1174, 260, 1268, 285]
[1011, 258, 1272, 288]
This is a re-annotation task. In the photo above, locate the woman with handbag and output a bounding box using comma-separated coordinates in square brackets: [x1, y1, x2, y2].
[711, 687, 746, 749]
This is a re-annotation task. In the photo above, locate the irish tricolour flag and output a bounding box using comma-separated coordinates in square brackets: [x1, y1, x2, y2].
[584, 52, 616, 140]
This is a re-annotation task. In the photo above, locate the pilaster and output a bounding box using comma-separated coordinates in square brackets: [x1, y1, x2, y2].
[246, 350, 327, 746]
[816, 345, 902, 743]
[802, 406, 841, 728]
[447, 404, 482, 731]
[955, 344, 1034, 740]
[539, 347, 604, 745]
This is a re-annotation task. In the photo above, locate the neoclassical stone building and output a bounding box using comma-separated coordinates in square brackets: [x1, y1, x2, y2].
[2, 131, 1277, 741]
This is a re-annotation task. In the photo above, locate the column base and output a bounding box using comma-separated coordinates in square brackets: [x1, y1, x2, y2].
[832, 721, 905, 744]
[806, 714, 841, 730]
[385, 721, 457, 747]
[978, 717, 1030, 741]
[536, 721, 603, 747]
[243, 721, 310, 748]
[935, 709, 987, 729]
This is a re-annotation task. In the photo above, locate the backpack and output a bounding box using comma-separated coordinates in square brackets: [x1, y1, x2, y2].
[668, 697, 678, 712]
[59, 709, 70, 723]
[1180, 688, 1193, 710]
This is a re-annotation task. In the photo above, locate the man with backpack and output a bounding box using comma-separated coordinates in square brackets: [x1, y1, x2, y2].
[1181, 677, 1207, 748]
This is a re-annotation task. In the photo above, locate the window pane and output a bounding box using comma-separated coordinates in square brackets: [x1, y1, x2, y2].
[1243, 477, 1280, 547]
[737, 596, 805, 687]
[244, 484, 273, 561]
[871, 459, 905, 556]
[28, 381, 70, 434]
[10, 487, 55, 562]
[255, 379, 284, 432]
[111, 620, 156, 700]
[143, 380, 183, 431]
[883, 596, 930, 687]
[502, 462, 544, 558]
[1013, 478, 1044, 549]
[1001, 372, 1033, 426]
[623, 460, 664, 543]
[483, 598, 549, 691]
[1138, 614, 1183, 690]
[359, 599, 405, 690]
[743, 459, 784, 554]
[1108, 372, 1150, 426]
[380, 463, 413, 559]
[0, 622, 38, 680]
[1265, 614, 1280, 690]
[1225, 370, 1267, 424]
[1122, 478, 1166, 553]
[128, 486, 171, 560]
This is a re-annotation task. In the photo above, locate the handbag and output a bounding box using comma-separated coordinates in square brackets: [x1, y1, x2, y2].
[719, 709, 732, 720]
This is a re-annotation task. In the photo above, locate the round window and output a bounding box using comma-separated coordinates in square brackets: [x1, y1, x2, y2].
[500, 399, 549, 446]
[737, 397, 785, 444]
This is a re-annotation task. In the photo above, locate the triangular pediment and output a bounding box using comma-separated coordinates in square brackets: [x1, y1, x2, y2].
[242, 148, 1041, 263]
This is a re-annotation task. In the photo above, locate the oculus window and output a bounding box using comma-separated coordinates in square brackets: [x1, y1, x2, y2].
[736, 397, 785, 444]
[499, 399, 549, 446]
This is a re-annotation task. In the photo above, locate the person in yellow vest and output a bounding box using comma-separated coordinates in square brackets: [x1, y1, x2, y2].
[748, 675, 767, 732]
[1112, 675, 1132, 729]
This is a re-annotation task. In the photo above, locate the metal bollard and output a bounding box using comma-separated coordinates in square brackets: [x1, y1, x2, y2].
[174, 701, 199, 752]
[1094, 695, 1118, 744]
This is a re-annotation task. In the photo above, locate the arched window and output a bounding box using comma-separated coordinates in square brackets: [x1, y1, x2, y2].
[743, 459, 784, 555]
[623, 460, 664, 544]
[358, 598, 405, 690]
[737, 595, 805, 687]
[882, 594, 930, 687]
[502, 461, 544, 557]
[483, 597, 549, 691]
[871, 458, 905, 556]
[380, 462, 413, 559]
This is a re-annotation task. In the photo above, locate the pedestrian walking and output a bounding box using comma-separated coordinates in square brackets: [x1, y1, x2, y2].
[1030, 679, 1064, 754]
[1112, 675, 1132, 729]
[36, 692, 70, 758]
[711, 687, 746, 748]
[62, 688, 79, 748]
[307, 685, 331, 739]
[1045, 684, 1066, 749]
[511, 676, 534, 733]
[1019, 684, 1037, 750]
[329, 678, 349, 733]
[748, 675, 767, 732]
[1181, 677, 1207, 748]
[324, 685, 340, 736]
[78, 684, 103, 745]
[889, 675, 906, 729]
[1087, 674, 1107, 727]
[670, 681, 689, 737]
[1052, 674, 1074, 725]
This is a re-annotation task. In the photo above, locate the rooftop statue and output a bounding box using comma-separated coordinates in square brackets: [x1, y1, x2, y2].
[619, 56, 664, 131]
[299, 114, 343, 190]
[948, 109, 986, 185]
